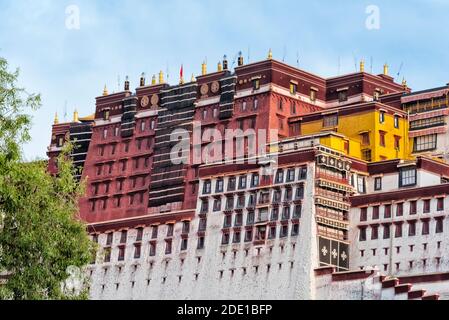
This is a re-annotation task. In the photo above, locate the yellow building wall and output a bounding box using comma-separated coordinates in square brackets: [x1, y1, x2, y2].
[301, 110, 410, 162]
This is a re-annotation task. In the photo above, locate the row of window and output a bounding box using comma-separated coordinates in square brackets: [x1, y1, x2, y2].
[201, 187, 304, 213]
[358, 218, 444, 241]
[360, 241, 442, 258]
[202, 167, 308, 194]
[94, 156, 151, 176]
[90, 192, 146, 211]
[221, 223, 299, 245]
[221, 206, 302, 228]
[413, 134, 437, 152]
[359, 198, 445, 222]
[96, 223, 191, 248]
[92, 176, 147, 196]
[97, 137, 153, 157]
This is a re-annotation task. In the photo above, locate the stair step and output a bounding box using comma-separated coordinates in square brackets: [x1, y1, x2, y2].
[395, 284, 412, 294]
[408, 289, 426, 299]
[382, 278, 399, 289]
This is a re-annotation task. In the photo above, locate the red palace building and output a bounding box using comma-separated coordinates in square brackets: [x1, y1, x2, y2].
[47, 52, 449, 300]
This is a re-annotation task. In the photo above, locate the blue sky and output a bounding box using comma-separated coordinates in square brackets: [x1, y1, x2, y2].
[0, 0, 448, 159]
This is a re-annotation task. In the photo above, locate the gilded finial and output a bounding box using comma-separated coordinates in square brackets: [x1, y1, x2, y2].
[191, 74, 196, 82]
[402, 78, 407, 88]
[383, 63, 389, 76]
[217, 61, 223, 72]
[159, 71, 164, 84]
[360, 60, 365, 72]
[268, 48, 273, 60]
[202, 61, 207, 76]
[151, 75, 156, 85]
[73, 109, 79, 122]
[103, 85, 108, 96]
[54, 112, 59, 125]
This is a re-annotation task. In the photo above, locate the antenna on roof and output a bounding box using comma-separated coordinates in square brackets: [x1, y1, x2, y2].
[63, 100, 67, 122]
[166, 63, 170, 81]
[247, 45, 250, 63]
[230, 51, 239, 69]
[296, 50, 300, 68]
[282, 45, 287, 62]
[397, 62, 404, 78]
[352, 52, 358, 72]
[370, 56, 373, 73]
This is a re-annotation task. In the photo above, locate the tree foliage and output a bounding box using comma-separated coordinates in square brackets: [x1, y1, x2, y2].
[0, 56, 94, 300]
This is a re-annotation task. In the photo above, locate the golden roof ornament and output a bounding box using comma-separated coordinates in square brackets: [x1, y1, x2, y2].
[383, 63, 389, 76]
[103, 85, 108, 96]
[268, 48, 273, 60]
[151, 75, 156, 85]
[360, 60, 365, 72]
[191, 74, 196, 82]
[402, 78, 407, 88]
[202, 61, 207, 75]
[73, 109, 79, 122]
[159, 71, 164, 84]
[217, 61, 223, 72]
[54, 112, 59, 125]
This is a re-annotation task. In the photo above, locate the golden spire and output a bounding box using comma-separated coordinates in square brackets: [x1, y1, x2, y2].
[151, 75, 156, 85]
[191, 74, 196, 82]
[402, 78, 407, 89]
[54, 112, 59, 125]
[201, 61, 207, 75]
[360, 60, 365, 72]
[383, 63, 389, 76]
[103, 85, 108, 96]
[217, 61, 223, 72]
[159, 71, 164, 84]
[73, 109, 79, 122]
[268, 48, 273, 60]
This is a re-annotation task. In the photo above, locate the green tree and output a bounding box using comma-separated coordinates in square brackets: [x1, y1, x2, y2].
[0, 56, 94, 300]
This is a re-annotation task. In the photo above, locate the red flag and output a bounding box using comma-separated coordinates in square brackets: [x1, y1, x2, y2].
[180, 64, 183, 79]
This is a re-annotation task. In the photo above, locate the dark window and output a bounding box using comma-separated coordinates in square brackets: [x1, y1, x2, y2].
[118, 247, 125, 261]
[149, 242, 156, 256]
[281, 207, 291, 220]
[395, 224, 403, 238]
[372, 206, 379, 220]
[280, 225, 289, 238]
[120, 230, 127, 244]
[399, 167, 417, 187]
[275, 170, 284, 184]
[286, 169, 295, 182]
[409, 201, 417, 215]
[293, 205, 302, 218]
[396, 203, 403, 217]
[437, 198, 444, 211]
[436, 219, 444, 233]
[360, 208, 368, 222]
[291, 224, 299, 236]
[394, 115, 399, 128]
[203, 180, 212, 194]
[198, 218, 207, 231]
[245, 229, 253, 242]
[384, 205, 392, 218]
[359, 228, 367, 241]
[423, 199, 430, 213]
[165, 240, 172, 254]
[371, 225, 379, 240]
[227, 177, 236, 191]
[238, 176, 247, 189]
[215, 179, 224, 193]
[136, 228, 143, 242]
[235, 213, 243, 227]
[223, 215, 232, 228]
[247, 211, 255, 225]
[197, 237, 205, 249]
[221, 233, 230, 245]
[408, 221, 416, 236]
[251, 174, 259, 187]
[422, 220, 430, 235]
[379, 111, 385, 124]
[338, 91, 347, 102]
[166, 224, 174, 237]
[233, 232, 241, 243]
[106, 233, 113, 246]
[134, 245, 141, 259]
[323, 114, 338, 127]
[182, 221, 190, 234]
[374, 177, 382, 191]
[271, 208, 279, 221]
[383, 225, 391, 239]
[213, 199, 222, 212]
[268, 226, 277, 239]
[379, 131, 386, 147]
[413, 134, 437, 152]
[181, 239, 188, 251]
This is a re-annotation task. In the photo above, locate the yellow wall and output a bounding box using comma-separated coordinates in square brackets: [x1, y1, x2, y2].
[301, 110, 410, 162]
